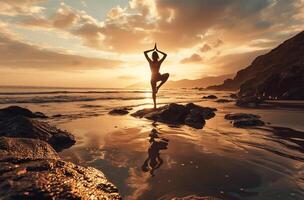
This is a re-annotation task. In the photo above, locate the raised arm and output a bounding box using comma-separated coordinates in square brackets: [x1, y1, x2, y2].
[144, 48, 154, 63]
[157, 49, 167, 63]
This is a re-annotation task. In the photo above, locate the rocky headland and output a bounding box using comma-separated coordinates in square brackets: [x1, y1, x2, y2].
[207, 31, 304, 101]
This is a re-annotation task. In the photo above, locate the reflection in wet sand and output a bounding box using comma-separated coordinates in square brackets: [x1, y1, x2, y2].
[142, 128, 169, 176]
[50, 89, 304, 200]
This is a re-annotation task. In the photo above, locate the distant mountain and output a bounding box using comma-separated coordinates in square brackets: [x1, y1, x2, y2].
[127, 74, 234, 89]
[207, 31, 304, 100]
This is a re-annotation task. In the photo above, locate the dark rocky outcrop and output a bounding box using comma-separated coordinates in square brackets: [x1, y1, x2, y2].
[0, 137, 121, 200]
[132, 103, 216, 129]
[108, 107, 132, 115]
[207, 31, 304, 100]
[0, 115, 75, 151]
[225, 113, 265, 128]
[202, 95, 218, 99]
[236, 96, 264, 107]
[0, 106, 47, 120]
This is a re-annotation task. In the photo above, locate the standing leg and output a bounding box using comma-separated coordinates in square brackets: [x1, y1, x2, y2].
[156, 73, 169, 93]
[151, 80, 157, 109]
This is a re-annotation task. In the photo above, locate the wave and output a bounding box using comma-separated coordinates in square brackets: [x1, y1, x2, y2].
[0, 95, 147, 104]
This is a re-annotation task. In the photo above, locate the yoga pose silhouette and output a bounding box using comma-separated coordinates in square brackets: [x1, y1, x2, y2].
[141, 129, 169, 176]
[144, 43, 169, 109]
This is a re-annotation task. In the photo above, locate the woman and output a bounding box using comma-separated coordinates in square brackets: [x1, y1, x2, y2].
[144, 43, 169, 109]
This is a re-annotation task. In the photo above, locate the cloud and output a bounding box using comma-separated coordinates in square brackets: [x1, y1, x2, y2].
[0, 0, 46, 16]
[180, 53, 203, 64]
[213, 39, 224, 48]
[200, 44, 212, 52]
[0, 24, 122, 71]
[18, 0, 304, 54]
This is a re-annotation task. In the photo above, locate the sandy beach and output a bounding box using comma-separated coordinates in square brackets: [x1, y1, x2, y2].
[1, 87, 303, 199]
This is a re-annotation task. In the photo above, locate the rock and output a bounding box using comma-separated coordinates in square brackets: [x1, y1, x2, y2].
[131, 107, 163, 118]
[108, 107, 132, 115]
[0, 138, 121, 200]
[225, 113, 265, 128]
[0, 115, 75, 151]
[132, 103, 216, 129]
[281, 87, 304, 100]
[215, 99, 233, 103]
[0, 137, 59, 161]
[225, 113, 261, 120]
[145, 103, 188, 124]
[185, 109, 206, 129]
[233, 118, 265, 128]
[52, 114, 63, 118]
[236, 96, 263, 107]
[0, 106, 48, 120]
[185, 103, 216, 120]
[202, 95, 218, 99]
[0, 159, 121, 200]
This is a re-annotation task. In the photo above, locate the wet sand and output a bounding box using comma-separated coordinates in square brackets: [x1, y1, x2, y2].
[57, 101, 304, 200]
[1, 88, 303, 199]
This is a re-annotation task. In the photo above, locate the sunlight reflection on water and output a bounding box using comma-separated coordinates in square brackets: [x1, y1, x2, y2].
[1, 88, 303, 200]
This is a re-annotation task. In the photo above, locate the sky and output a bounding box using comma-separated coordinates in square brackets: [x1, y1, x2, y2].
[0, 0, 303, 88]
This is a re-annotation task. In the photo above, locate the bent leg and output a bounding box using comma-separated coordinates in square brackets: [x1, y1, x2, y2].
[151, 80, 157, 109]
[156, 73, 169, 93]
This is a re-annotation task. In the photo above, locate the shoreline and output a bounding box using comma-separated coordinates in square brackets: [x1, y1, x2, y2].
[1, 89, 304, 199]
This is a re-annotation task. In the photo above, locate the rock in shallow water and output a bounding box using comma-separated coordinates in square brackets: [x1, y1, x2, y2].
[0, 106, 48, 119]
[215, 99, 233, 103]
[202, 95, 218, 99]
[225, 113, 265, 128]
[0, 137, 121, 200]
[225, 113, 261, 120]
[108, 107, 132, 115]
[233, 118, 265, 128]
[132, 103, 216, 129]
[0, 115, 75, 152]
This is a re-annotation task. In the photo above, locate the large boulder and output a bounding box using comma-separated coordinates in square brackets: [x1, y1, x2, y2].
[0, 137, 121, 200]
[0, 137, 59, 161]
[0, 106, 47, 120]
[185, 103, 217, 120]
[184, 109, 206, 129]
[132, 103, 216, 129]
[0, 116, 75, 151]
[225, 113, 265, 128]
[145, 103, 188, 124]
